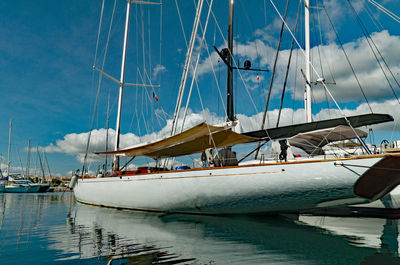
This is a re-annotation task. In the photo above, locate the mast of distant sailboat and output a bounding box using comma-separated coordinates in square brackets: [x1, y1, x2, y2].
[7, 120, 11, 177]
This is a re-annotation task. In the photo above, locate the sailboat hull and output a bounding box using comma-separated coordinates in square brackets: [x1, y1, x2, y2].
[74, 155, 400, 214]
[4, 185, 41, 193]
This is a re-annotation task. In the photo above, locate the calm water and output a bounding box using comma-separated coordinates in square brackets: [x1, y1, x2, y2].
[0, 193, 399, 264]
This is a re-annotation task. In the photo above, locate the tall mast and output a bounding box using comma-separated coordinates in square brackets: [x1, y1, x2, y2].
[113, 1, 131, 172]
[227, 0, 235, 122]
[304, 0, 312, 122]
[7, 119, 11, 176]
[105, 92, 110, 173]
[37, 146, 45, 182]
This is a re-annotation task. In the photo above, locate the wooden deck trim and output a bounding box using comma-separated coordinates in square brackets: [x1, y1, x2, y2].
[93, 153, 400, 178]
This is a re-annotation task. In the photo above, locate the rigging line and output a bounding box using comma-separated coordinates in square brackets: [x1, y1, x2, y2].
[329, 141, 359, 157]
[363, 1, 383, 31]
[255, 0, 291, 160]
[181, 0, 214, 133]
[36, 147, 45, 180]
[142, 69, 163, 129]
[144, 76, 161, 131]
[269, 0, 372, 154]
[175, 0, 189, 47]
[159, 0, 163, 68]
[167, 2, 217, 169]
[136, 88, 141, 136]
[43, 152, 52, 178]
[209, 6, 227, 47]
[11, 128, 24, 175]
[313, 5, 324, 78]
[105, 89, 110, 172]
[277, 0, 301, 128]
[308, 128, 357, 157]
[260, 0, 290, 131]
[141, 86, 150, 135]
[148, 8, 152, 81]
[170, 0, 215, 169]
[238, 0, 261, 67]
[133, 5, 141, 135]
[360, 7, 400, 97]
[347, 0, 400, 105]
[238, 141, 269, 163]
[368, 0, 400, 24]
[204, 42, 227, 117]
[235, 62, 259, 114]
[213, 18, 216, 46]
[137, 69, 150, 135]
[317, 0, 335, 84]
[338, 162, 400, 172]
[208, 5, 259, 113]
[315, 0, 331, 116]
[171, 0, 189, 140]
[171, 0, 204, 136]
[93, 0, 105, 66]
[389, 101, 400, 141]
[82, 0, 117, 176]
[292, 43, 299, 125]
[140, 5, 147, 87]
[264, 0, 268, 29]
[324, 8, 373, 113]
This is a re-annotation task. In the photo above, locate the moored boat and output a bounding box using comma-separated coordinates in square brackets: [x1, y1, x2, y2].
[72, 0, 400, 215]
[4, 180, 41, 193]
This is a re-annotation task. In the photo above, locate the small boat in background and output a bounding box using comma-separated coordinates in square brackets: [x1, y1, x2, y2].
[4, 179, 41, 193]
[0, 176, 7, 192]
[1, 121, 51, 193]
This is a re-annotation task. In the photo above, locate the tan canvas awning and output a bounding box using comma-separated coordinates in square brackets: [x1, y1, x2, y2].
[97, 122, 257, 158]
[288, 125, 367, 155]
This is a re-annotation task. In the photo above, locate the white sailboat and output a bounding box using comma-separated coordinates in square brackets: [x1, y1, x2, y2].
[72, 0, 400, 214]
[2, 120, 42, 193]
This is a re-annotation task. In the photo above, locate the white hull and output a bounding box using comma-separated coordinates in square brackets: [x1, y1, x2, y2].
[72, 155, 400, 214]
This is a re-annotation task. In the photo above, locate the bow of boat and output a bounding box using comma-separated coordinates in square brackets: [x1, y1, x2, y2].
[353, 154, 400, 201]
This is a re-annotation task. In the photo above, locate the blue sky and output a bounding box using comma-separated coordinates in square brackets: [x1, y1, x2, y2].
[1, 0, 400, 176]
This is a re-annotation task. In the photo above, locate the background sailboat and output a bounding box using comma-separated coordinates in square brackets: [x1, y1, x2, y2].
[2, 122, 50, 193]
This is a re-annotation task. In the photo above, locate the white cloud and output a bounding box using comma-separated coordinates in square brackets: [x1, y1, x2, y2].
[196, 29, 400, 104]
[0, 161, 64, 178]
[152, 64, 166, 79]
[41, 99, 400, 163]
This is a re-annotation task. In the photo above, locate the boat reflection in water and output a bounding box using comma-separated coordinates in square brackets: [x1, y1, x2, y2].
[58, 201, 400, 264]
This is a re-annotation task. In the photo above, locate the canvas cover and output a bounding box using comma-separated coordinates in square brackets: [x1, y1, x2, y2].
[288, 125, 367, 155]
[243, 113, 392, 140]
[97, 122, 257, 158]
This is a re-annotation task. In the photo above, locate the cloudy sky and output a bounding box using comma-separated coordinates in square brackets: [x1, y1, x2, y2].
[1, 0, 400, 176]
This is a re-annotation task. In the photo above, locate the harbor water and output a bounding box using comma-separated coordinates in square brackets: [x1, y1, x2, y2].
[0, 193, 399, 264]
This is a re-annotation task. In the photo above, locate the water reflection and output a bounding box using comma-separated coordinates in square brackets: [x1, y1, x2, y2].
[65, 212, 194, 265]
[1, 193, 400, 264]
[66, 202, 400, 265]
